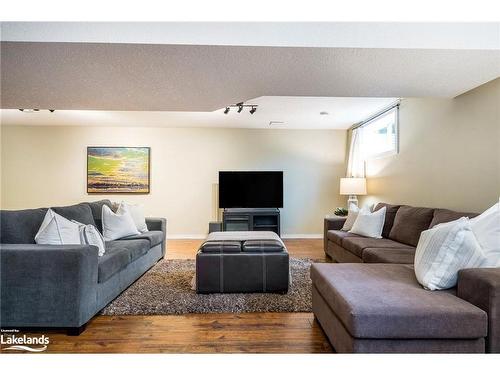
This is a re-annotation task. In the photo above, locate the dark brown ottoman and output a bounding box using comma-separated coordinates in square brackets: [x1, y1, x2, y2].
[310, 263, 488, 353]
[196, 231, 289, 294]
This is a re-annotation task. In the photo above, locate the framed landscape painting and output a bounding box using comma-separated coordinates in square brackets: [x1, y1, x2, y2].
[87, 147, 150, 194]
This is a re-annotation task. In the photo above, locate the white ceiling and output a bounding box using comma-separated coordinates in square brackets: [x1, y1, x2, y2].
[0, 97, 397, 129]
[2, 22, 499, 49]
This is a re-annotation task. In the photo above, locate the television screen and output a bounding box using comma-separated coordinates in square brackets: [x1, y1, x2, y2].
[218, 171, 283, 208]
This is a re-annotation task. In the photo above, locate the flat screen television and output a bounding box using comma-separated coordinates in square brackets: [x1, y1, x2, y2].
[218, 171, 283, 208]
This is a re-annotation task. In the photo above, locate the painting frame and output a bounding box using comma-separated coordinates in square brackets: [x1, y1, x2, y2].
[86, 146, 151, 194]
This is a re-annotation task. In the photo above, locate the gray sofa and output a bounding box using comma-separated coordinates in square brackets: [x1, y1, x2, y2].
[313, 203, 500, 353]
[0, 200, 167, 335]
[324, 203, 478, 264]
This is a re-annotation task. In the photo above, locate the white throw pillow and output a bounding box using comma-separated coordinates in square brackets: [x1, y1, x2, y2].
[72, 220, 106, 256]
[35, 209, 81, 245]
[341, 204, 359, 231]
[102, 205, 140, 241]
[349, 206, 386, 238]
[414, 217, 486, 290]
[117, 201, 148, 233]
[469, 203, 500, 267]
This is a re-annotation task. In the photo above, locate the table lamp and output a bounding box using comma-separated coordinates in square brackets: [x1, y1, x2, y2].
[340, 177, 367, 208]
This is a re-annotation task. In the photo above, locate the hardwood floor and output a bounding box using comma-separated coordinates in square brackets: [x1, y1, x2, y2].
[7, 239, 333, 354]
[166, 238, 327, 260]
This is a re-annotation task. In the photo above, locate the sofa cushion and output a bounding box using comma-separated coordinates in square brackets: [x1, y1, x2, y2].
[120, 230, 164, 248]
[362, 247, 416, 264]
[327, 230, 358, 246]
[342, 236, 413, 258]
[87, 200, 113, 232]
[310, 263, 487, 339]
[52, 203, 96, 227]
[0, 208, 48, 244]
[430, 208, 478, 228]
[389, 205, 435, 246]
[98, 239, 150, 283]
[200, 241, 241, 253]
[374, 203, 401, 238]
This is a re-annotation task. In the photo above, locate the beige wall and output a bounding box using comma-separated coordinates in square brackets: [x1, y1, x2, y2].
[2, 78, 497, 237]
[0, 126, 347, 237]
[361, 78, 500, 212]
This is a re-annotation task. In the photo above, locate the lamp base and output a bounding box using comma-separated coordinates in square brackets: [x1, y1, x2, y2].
[347, 195, 358, 209]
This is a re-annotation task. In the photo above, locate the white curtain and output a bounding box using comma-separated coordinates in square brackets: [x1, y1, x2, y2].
[346, 127, 365, 178]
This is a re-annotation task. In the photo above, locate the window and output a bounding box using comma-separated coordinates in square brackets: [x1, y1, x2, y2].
[346, 104, 400, 178]
[358, 106, 399, 159]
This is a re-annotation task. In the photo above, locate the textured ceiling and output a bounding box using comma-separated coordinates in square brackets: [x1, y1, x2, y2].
[1, 42, 499, 111]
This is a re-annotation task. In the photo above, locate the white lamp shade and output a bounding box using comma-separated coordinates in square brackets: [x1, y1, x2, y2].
[340, 178, 367, 195]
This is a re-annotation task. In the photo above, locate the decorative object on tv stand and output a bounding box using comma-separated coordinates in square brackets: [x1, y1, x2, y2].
[339, 177, 367, 208]
[87, 147, 150, 194]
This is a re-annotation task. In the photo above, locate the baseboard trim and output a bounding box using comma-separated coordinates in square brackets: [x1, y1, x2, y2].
[281, 234, 323, 239]
[167, 234, 206, 240]
[167, 234, 323, 240]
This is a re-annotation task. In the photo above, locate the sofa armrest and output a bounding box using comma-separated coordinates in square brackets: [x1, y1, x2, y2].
[324, 216, 347, 253]
[457, 268, 500, 353]
[0, 244, 98, 328]
[146, 217, 167, 255]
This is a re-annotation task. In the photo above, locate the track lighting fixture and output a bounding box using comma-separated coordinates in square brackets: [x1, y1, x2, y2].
[223, 102, 258, 115]
[19, 109, 55, 113]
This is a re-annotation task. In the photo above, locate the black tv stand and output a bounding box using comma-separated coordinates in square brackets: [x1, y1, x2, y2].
[222, 208, 280, 236]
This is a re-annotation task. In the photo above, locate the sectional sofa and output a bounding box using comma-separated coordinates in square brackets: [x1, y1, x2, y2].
[314, 203, 500, 353]
[324, 203, 478, 264]
[0, 200, 167, 334]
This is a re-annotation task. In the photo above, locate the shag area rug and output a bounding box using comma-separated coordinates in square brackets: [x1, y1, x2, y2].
[101, 258, 323, 315]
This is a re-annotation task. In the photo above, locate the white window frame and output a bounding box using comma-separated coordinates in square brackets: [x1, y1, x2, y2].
[357, 104, 399, 160]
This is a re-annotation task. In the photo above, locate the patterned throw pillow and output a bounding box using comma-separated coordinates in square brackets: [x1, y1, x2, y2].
[414, 217, 486, 290]
[469, 202, 500, 267]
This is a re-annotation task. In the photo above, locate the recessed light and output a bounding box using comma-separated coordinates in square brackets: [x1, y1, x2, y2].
[320, 111, 329, 115]
[269, 121, 285, 126]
